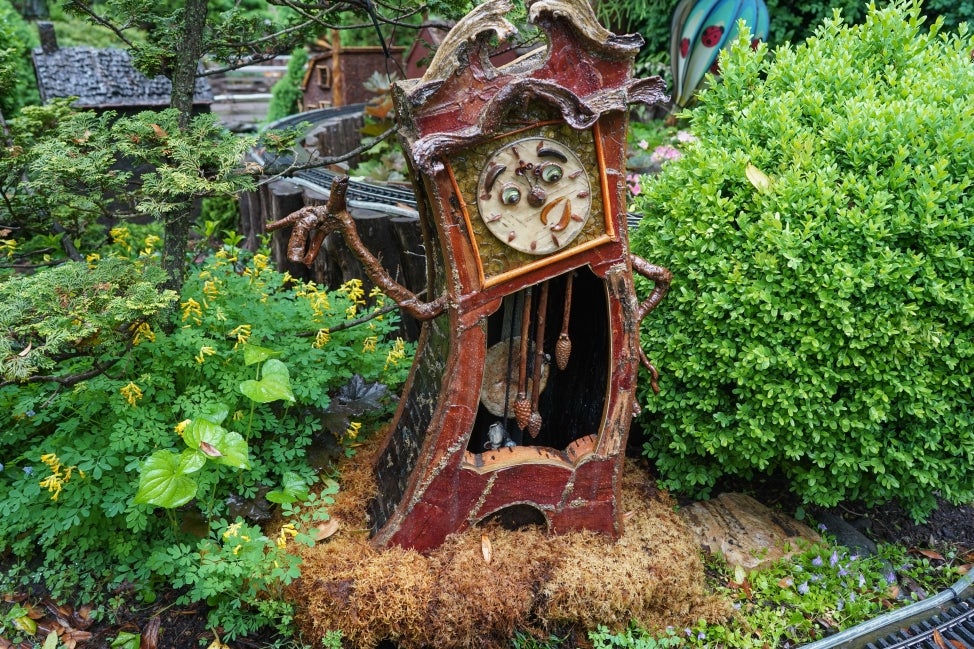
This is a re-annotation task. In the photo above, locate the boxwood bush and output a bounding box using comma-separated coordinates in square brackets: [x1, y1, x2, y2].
[631, 0, 974, 519]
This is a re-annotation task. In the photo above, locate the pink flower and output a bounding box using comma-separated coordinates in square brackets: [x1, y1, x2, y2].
[650, 144, 682, 165]
[676, 130, 697, 143]
[626, 173, 642, 196]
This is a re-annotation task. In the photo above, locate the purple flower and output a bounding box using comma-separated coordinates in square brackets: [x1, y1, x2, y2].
[830, 550, 840, 567]
[812, 555, 824, 567]
[798, 581, 810, 595]
[849, 591, 857, 602]
[698, 631, 706, 640]
[817, 523, 828, 532]
[837, 598, 845, 611]
[858, 574, 866, 588]
[839, 566, 849, 577]
[885, 571, 897, 585]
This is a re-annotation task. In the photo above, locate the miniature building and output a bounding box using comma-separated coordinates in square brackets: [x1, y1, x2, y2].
[403, 22, 452, 79]
[300, 45, 404, 110]
[31, 22, 213, 114]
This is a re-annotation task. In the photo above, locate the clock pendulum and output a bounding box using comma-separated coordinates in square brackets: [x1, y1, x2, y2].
[267, 0, 673, 552]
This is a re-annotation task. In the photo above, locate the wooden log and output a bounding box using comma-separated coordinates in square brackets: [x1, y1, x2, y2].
[238, 188, 263, 252]
[266, 179, 310, 280]
[389, 216, 426, 341]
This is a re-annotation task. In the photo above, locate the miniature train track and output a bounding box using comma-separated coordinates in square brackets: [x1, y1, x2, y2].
[256, 105, 418, 213]
[865, 598, 974, 649]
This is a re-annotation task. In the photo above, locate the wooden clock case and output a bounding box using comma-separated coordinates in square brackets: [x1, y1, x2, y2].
[269, 0, 672, 553]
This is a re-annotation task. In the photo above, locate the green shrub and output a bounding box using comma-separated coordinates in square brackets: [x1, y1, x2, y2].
[0, 242, 413, 633]
[632, 0, 974, 519]
[0, 0, 40, 117]
[266, 46, 308, 124]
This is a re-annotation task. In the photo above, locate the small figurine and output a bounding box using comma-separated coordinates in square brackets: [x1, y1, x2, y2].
[485, 421, 516, 451]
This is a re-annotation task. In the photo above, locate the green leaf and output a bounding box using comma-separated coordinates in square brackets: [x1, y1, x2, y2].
[266, 471, 310, 504]
[133, 449, 203, 508]
[197, 402, 229, 425]
[183, 418, 250, 469]
[110, 631, 140, 649]
[243, 343, 279, 366]
[240, 358, 296, 404]
[43, 629, 59, 649]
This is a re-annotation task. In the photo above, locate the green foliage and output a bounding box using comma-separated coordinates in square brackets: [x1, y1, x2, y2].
[267, 47, 309, 124]
[0, 257, 177, 381]
[683, 540, 965, 649]
[0, 102, 256, 266]
[0, 0, 40, 117]
[589, 623, 682, 649]
[632, 1, 974, 518]
[0, 245, 413, 634]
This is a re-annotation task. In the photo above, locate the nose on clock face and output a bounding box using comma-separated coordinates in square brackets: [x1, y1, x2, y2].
[527, 186, 547, 208]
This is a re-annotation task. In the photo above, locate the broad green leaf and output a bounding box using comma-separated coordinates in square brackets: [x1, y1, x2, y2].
[207, 430, 250, 469]
[43, 629, 59, 649]
[184, 419, 250, 469]
[243, 343, 279, 366]
[183, 417, 225, 450]
[266, 471, 310, 504]
[240, 358, 295, 404]
[110, 631, 141, 649]
[197, 403, 229, 425]
[133, 449, 202, 508]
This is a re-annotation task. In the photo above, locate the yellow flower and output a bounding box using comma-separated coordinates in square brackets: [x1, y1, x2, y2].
[276, 522, 298, 549]
[174, 419, 191, 437]
[181, 298, 203, 324]
[253, 253, 269, 272]
[345, 421, 362, 441]
[345, 304, 358, 319]
[110, 226, 131, 252]
[195, 346, 216, 364]
[384, 337, 407, 370]
[281, 271, 294, 286]
[142, 235, 161, 254]
[120, 381, 143, 407]
[313, 328, 331, 349]
[0, 238, 17, 259]
[368, 285, 384, 299]
[85, 252, 100, 268]
[203, 280, 220, 302]
[223, 521, 242, 540]
[132, 322, 155, 346]
[38, 453, 83, 501]
[229, 324, 251, 348]
[362, 336, 378, 354]
[339, 278, 366, 305]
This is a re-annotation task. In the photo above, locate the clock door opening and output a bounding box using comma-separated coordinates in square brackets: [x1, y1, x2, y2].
[467, 267, 609, 455]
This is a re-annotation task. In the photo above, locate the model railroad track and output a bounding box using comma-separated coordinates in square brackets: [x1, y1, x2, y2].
[865, 598, 974, 649]
[256, 104, 419, 214]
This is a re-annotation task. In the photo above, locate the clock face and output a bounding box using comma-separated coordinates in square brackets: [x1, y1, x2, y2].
[475, 136, 593, 255]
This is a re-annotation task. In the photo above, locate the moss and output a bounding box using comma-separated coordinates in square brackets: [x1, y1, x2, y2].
[289, 442, 729, 648]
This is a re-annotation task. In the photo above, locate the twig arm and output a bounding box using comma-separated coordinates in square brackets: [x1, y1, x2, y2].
[267, 176, 446, 321]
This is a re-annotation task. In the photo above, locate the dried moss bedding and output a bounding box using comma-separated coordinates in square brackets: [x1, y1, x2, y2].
[289, 442, 729, 648]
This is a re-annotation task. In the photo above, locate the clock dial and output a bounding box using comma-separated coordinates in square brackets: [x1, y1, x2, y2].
[476, 136, 593, 255]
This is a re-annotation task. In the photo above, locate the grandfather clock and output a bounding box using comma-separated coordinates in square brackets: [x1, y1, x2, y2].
[269, 0, 671, 553]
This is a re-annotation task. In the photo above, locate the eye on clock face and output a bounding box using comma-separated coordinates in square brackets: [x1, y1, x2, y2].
[476, 136, 593, 255]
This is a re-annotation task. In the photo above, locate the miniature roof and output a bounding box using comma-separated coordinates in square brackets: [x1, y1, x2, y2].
[32, 45, 213, 109]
